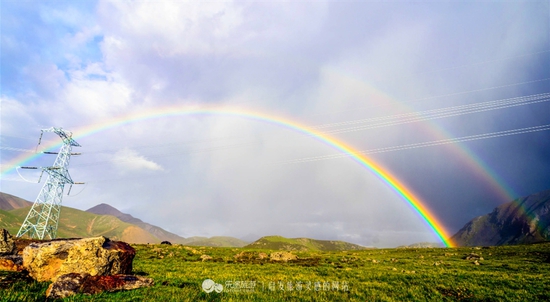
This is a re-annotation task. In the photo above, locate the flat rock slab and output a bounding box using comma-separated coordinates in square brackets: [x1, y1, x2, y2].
[46, 272, 154, 299]
[23, 236, 135, 282]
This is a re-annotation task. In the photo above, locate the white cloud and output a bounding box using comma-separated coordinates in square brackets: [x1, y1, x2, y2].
[2, 1, 549, 247]
[111, 148, 164, 172]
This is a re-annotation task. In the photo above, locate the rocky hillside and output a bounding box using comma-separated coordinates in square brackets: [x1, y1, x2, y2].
[451, 189, 550, 246]
[245, 235, 367, 251]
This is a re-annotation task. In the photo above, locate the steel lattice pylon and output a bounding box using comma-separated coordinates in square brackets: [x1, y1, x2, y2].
[17, 127, 81, 240]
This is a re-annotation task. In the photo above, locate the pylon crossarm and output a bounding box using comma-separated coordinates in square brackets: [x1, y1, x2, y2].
[46, 168, 74, 184]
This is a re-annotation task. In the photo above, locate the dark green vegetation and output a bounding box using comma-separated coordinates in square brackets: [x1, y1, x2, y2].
[2, 242, 549, 301]
[246, 235, 367, 251]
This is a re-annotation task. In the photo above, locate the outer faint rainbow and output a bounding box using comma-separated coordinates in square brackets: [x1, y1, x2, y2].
[1, 106, 454, 247]
[322, 68, 518, 204]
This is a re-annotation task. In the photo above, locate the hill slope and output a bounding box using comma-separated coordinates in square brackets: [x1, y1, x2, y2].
[3, 206, 159, 243]
[0, 192, 32, 211]
[86, 203, 186, 243]
[183, 236, 248, 247]
[245, 235, 367, 251]
[451, 189, 550, 246]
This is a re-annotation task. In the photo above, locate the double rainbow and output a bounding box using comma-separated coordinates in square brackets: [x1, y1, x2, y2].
[1, 106, 454, 247]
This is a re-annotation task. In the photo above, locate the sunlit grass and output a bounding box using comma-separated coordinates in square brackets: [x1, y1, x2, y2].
[1, 242, 549, 301]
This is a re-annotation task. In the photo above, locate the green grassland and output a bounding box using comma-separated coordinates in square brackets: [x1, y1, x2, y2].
[2, 242, 549, 301]
[245, 235, 366, 251]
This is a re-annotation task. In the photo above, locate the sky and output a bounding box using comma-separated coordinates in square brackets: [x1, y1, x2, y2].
[1, 0, 550, 247]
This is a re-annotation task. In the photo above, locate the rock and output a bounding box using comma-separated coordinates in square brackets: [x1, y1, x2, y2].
[46, 272, 154, 299]
[269, 251, 297, 262]
[160, 241, 172, 245]
[0, 229, 16, 256]
[258, 252, 268, 260]
[0, 255, 24, 272]
[0, 230, 24, 272]
[463, 253, 481, 260]
[200, 254, 213, 262]
[23, 236, 135, 282]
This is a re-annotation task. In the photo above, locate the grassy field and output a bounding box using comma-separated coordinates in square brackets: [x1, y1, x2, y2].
[1, 242, 549, 301]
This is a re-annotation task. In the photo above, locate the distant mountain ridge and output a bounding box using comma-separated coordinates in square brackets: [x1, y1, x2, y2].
[0, 192, 248, 246]
[85, 203, 249, 247]
[0, 192, 32, 211]
[245, 235, 368, 251]
[451, 189, 550, 246]
[86, 203, 186, 244]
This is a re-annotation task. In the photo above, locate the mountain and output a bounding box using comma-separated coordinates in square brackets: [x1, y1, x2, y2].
[245, 235, 367, 251]
[86, 203, 249, 247]
[0, 192, 247, 246]
[86, 203, 186, 244]
[3, 206, 159, 243]
[0, 192, 32, 211]
[451, 189, 550, 246]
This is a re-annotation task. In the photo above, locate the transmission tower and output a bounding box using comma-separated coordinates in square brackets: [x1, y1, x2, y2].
[17, 127, 82, 240]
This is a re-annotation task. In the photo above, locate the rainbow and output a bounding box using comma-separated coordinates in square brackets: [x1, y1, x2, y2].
[321, 69, 518, 204]
[1, 106, 454, 247]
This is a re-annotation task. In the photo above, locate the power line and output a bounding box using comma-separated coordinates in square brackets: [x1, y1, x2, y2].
[277, 124, 550, 165]
[319, 92, 550, 134]
[315, 92, 550, 130]
[3, 92, 549, 169]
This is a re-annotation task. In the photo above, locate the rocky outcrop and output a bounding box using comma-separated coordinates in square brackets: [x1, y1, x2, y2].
[0, 229, 16, 256]
[0, 256, 24, 272]
[1, 229, 150, 298]
[22, 236, 135, 282]
[269, 251, 297, 261]
[46, 272, 154, 299]
[451, 189, 550, 246]
[0, 229, 23, 271]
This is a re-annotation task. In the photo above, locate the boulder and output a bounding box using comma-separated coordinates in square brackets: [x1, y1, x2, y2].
[0, 229, 16, 256]
[269, 251, 297, 262]
[0, 230, 24, 272]
[23, 236, 135, 282]
[200, 254, 213, 262]
[46, 272, 154, 299]
[0, 255, 24, 272]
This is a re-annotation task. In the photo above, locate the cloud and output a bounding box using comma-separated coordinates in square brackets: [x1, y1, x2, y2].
[111, 148, 164, 173]
[1, 1, 549, 248]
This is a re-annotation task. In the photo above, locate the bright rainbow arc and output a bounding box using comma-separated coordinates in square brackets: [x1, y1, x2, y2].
[0, 106, 454, 247]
